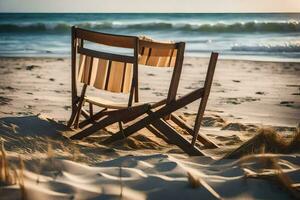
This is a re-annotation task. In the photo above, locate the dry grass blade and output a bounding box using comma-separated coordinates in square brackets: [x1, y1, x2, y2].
[242, 156, 300, 199]
[119, 166, 123, 198]
[187, 172, 222, 199]
[0, 142, 14, 185]
[225, 128, 300, 159]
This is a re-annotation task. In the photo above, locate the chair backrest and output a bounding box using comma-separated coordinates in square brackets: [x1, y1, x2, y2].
[74, 28, 138, 94]
[138, 38, 185, 103]
[71, 27, 139, 107]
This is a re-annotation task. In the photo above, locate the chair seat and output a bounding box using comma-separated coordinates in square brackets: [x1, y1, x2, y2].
[84, 96, 131, 109]
[84, 96, 164, 110]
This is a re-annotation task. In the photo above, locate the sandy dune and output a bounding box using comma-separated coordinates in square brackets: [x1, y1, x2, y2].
[2, 152, 300, 200]
[0, 57, 299, 199]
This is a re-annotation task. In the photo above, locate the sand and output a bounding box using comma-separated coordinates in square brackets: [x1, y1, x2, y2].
[0, 56, 299, 199]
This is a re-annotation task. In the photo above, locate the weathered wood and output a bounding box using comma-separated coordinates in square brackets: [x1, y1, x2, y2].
[68, 26, 78, 127]
[139, 39, 177, 50]
[102, 88, 204, 144]
[191, 52, 218, 146]
[75, 27, 137, 48]
[151, 118, 204, 156]
[166, 42, 185, 104]
[70, 103, 150, 140]
[78, 47, 135, 64]
[134, 39, 139, 103]
[78, 108, 107, 128]
[145, 125, 169, 143]
[170, 114, 218, 148]
[74, 84, 87, 128]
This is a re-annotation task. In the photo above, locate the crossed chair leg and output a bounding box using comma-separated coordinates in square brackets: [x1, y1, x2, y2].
[102, 88, 218, 156]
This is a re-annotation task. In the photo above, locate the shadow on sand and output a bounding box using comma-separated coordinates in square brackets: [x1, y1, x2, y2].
[0, 115, 69, 137]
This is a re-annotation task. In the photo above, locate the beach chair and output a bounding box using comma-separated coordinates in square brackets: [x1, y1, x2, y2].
[68, 28, 185, 140]
[68, 27, 151, 139]
[103, 52, 219, 156]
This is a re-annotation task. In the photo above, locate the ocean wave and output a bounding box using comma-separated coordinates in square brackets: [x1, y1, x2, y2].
[231, 43, 300, 52]
[0, 21, 300, 33]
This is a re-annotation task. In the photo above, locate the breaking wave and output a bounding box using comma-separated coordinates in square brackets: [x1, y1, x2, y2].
[1, 21, 300, 33]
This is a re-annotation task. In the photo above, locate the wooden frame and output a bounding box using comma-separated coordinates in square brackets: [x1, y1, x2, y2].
[102, 53, 219, 156]
[68, 30, 188, 141]
[68, 27, 151, 139]
[67, 27, 219, 156]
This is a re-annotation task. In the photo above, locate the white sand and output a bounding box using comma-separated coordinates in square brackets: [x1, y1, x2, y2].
[0, 57, 299, 199]
[2, 152, 300, 200]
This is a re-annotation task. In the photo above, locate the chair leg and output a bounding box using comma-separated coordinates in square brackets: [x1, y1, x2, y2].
[74, 99, 85, 129]
[70, 104, 150, 140]
[103, 88, 204, 144]
[118, 121, 125, 139]
[67, 108, 78, 127]
[89, 102, 93, 118]
[71, 84, 87, 129]
[78, 108, 107, 129]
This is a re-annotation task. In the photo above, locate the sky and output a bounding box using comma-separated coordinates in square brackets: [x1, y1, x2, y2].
[0, 0, 300, 13]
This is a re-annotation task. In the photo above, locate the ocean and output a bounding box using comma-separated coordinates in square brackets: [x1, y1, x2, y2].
[0, 13, 299, 62]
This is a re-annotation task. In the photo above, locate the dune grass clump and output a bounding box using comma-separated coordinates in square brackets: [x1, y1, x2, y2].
[224, 127, 300, 159]
[240, 155, 300, 199]
[187, 172, 222, 199]
[0, 142, 16, 186]
[0, 142, 25, 198]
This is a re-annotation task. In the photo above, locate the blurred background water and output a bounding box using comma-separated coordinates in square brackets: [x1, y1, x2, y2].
[0, 13, 299, 61]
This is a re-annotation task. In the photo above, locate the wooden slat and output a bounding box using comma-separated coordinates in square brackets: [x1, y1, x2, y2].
[77, 54, 86, 82]
[88, 57, 98, 85]
[75, 27, 137, 48]
[81, 56, 92, 84]
[169, 49, 177, 67]
[78, 47, 135, 64]
[122, 63, 133, 93]
[146, 48, 160, 66]
[139, 39, 177, 49]
[104, 61, 112, 90]
[138, 47, 149, 65]
[107, 61, 125, 93]
[157, 49, 173, 67]
[93, 58, 109, 89]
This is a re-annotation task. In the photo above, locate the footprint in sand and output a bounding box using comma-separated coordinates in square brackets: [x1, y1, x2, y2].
[0, 96, 12, 106]
[184, 85, 198, 90]
[255, 91, 266, 95]
[153, 92, 165, 97]
[0, 86, 17, 91]
[232, 80, 241, 83]
[222, 122, 258, 132]
[140, 87, 151, 90]
[63, 105, 71, 110]
[291, 93, 300, 96]
[279, 101, 295, 107]
[215, 135, 242, 145]
[223, 97, 260, 105]
[213, 82, 221, 87]
[202, 115, 225, 127]
[26, 65, 41, 71]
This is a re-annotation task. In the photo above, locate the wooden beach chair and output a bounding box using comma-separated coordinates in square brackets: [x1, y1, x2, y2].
[68, 27, 151, 139]
[103, 52, 219, 156]
[68, 28, 185, 139]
